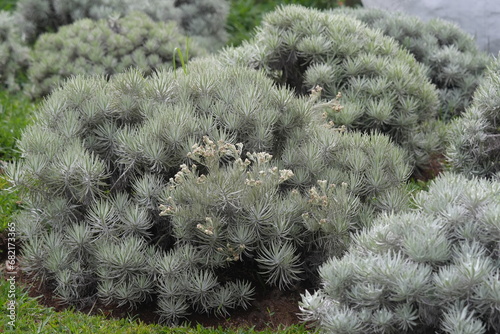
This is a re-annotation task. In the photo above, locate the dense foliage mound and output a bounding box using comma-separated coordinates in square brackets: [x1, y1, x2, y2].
[280, 121, 411, 230]
[10, 58, 310, 322]
[15, 0, 229, 50]
[221, 5, 441, 171]
[9, 56, 412, 324]
[26, 12, 207, 98]
[301, 172, 500, 334]
[333, 7, 492, 119]
[446, 56, 500, 178]
[0, 10, 30, 91]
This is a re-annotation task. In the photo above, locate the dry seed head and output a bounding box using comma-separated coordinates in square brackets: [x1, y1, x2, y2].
[279, 169, 294, 182]
[324, 121, 336, 129]
[317, 180, 328, 189]
[196, 175, 206, 184]
[159, 204, 175, 216]
[247, 152, 273, 164]
[310, 85, 323, 99]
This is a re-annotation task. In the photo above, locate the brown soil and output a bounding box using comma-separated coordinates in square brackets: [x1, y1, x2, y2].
[1, 239, 309, 332]
[412, 154, 446, 182]
[24, 275, 306, 331]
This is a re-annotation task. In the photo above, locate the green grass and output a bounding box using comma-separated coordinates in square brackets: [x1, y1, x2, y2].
[0, 91, 34, 232]
[0, 173, 19, 232]
[0, 91, 35, 161]
[0, 0, 17, 11]
[0, 91, 33, 233]
[0, 279, 314, 333]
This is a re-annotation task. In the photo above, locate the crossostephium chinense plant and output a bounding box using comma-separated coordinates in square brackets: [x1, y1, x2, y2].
[0, 10, 30, 91]
[300, 172, 500, 334]
[8, 55, 413, 323]
[7, 56, 316, 323]
[15, 0, 229, 50]
[278, 85, 412, 251]
[280, 119, 412, 228]
[332, 7, 492, 120]
[446, 55, 500, 179]
[221, 4, 443, 173]
[158, 131, 410, 321]
[26, 12, 207, 98]
[155, 86, 412, 318]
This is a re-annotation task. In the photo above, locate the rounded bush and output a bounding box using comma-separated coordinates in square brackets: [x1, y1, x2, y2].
[221, 5, 441, 171]
[300, 172, 500, 334]
[161, 127, 412, 293]
[280, 123, 411, 231]
[446, 56, 500, 178]
[0, 10, 30, 91]
[10, 56, 412, 323]
[15, 0, 229, 49]
[10, 57, 313, 322]
[332, 7, 492, 119]
[26, 12, 207, 98]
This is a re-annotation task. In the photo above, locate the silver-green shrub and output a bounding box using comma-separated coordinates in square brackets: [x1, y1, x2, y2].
[159, 129, 411, 291]
[15, 0, 228, 50]
[159, 139, 303, 292]
[333, 7, 492, 119]
[9, 57, 314, 322]
[9, 56, 413, 323]
[300, 172, 500, 334]
[0, 10, 30, 91]
[281, 120, 411, 233]
[221, 5, 441, 171]
[26, 12, 207, 98]
[446, 56, 500, 178]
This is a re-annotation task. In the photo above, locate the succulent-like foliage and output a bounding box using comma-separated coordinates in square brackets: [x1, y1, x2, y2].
[26, 12, 207, 98]
[9, 54, 414, 323]
[160, 131, 409, 292]
[300, 172, 500, 334]
[0, 10, 30, 91]
[280, 119, 412, 235]
[159, 138, 303, 291]
[446, 56, 500, 178]
[9, 57, 317, 322]
[221, 5, 441, 170]
[15, 0, 229, 50]
[332, 7, 492, 119]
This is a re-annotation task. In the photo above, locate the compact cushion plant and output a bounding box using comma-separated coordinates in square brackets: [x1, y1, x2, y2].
[333, 7, 492, 120]
[300, 172, 500, 334]
[0, 10, 30, 91]
[15, 0, 229, 50]
[9, 54, 413, 324]
[221, 5, 442, 172]
[25, 12, 207, 98]
[11, 57, 310, 322]
[446, 56, 500, 179]
[279, 120, 412, 233]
